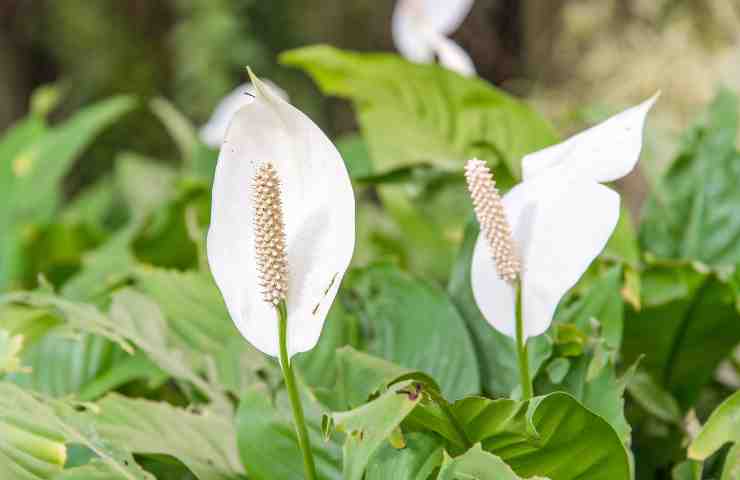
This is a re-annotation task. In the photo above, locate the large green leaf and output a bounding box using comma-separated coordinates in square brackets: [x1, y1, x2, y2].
[6, 333, 125, 398]
[689, 390, 740, 461]
[106, 289, 230, 410]
[622, 263, 740, 407]
[344, 264, 480, 400]
[0, 292, 133, 353]
[640, 89, 740, 267]
[538, 356, 633, 445]
[280, 46, 556, 177]
[237, 386, 342, 480]
[325, 380, 423, 480]
[91, 394, 245, 480]
[437, 444, 549, 480]
[0, 114, 47, 288]
[133, 267, 237, 355]
[295, 302, 360, 403]
[0, 382, 151, 480]
[365, 432, 443, 480]
[454, 393, 631, 480]
[448, 220, 551, 397]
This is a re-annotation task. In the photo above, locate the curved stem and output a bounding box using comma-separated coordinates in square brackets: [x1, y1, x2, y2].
[277, 301, 318, 480]
[515, 283, 533, 401]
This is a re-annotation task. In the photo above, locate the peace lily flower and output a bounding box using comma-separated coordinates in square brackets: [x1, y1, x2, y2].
[207, 72, 355, 359]
[207, 71, 354, 480]
[200, 81, 289, 148]
[466, 95, 658, 393]
[392, 0, 476, 76]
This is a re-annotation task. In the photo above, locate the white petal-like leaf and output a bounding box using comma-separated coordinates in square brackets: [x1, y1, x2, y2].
[426, 32, 476, 77]
[522, 94, 658, 182]
[472, 178, 619, 339]
[207, 72, 355, 358]
[392, 0, 475, 70]
[200, 81, 289, 148]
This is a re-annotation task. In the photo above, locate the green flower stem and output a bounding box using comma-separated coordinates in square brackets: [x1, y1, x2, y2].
[278, 301, 318, 480]
[515, 283, 533, 400]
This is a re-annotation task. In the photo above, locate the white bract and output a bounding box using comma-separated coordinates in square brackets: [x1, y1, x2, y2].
[471, 94, 658, 340]
[207, 71, 355, 358]
[200, 81, 289, 148]
[392, 0, 476, 76]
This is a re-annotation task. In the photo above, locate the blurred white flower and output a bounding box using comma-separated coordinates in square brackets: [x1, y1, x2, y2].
[469, 94, 658, 339]
[392, 0, 476, 76]
[200, 81, 289, 148]
[207, 72, 355, 358]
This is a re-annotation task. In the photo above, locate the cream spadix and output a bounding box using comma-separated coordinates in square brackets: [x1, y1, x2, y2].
[469, 94, 658, 340]
[393, 0, 476, 76]
[207, 71, 355, 359]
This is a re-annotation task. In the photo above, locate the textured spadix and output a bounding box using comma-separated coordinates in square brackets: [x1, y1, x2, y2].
[207, 71, 355, 358]
[471, 94, 658, 340]
[465, 159, 520, 282]
[392, 0, 476, 76]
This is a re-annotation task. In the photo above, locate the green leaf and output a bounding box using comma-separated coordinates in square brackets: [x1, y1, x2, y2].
[545, 358, 570, 384]
[9, 96, 136, 226]
[344, 264, 480, 400]
[640, 89, 740, 267]
[149, 97, 198, 162]
[132, 267, 238, 355]
[448, 220, 551, 396]
[114, 153, 177, 219]
[0, 292, 133, 353]
[106, 289, 230, 410]
[295, 303, 360, 402]
[437, 444, 549, 480]
[671, 461, 703, 480]
[326, 380, 423, 480]
[237, 386, 342, 480]
[0, 115, 47, 287]
[0, 382, 151, 480]
[556, 266, 624, 350]
[538, 356, 632, 444]
[365, 432, 443, 480]
[335, 134, 373, 180]
[61, 225, 138, 301]
[0, 329, 24, 373]
[91, 394, 245, 480]
[721, 444, 740, 480]
[280, 46, 556, 178]
[131, 182, 207, 270]
[689, 390, 740, 461]
[334, 346, 436, 409]
[623, 264, 740, 407]
[6, 333, 126, 398]
[454, 392, 631, 479]
[626, 371, 682, 425]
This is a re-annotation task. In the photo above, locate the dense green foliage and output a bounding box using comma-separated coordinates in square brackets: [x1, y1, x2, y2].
[0, 45, 738, 480]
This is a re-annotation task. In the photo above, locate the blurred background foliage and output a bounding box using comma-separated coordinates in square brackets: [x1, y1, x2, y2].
[2, 0, 738, 188]
[0, 1, 740, 479]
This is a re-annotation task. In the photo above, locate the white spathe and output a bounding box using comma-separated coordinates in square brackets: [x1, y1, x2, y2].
[392, 0, 476, 76]
[207, 71, 355, 359]
[471, 94, 658, 340]
[200, 81, 289, 148]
